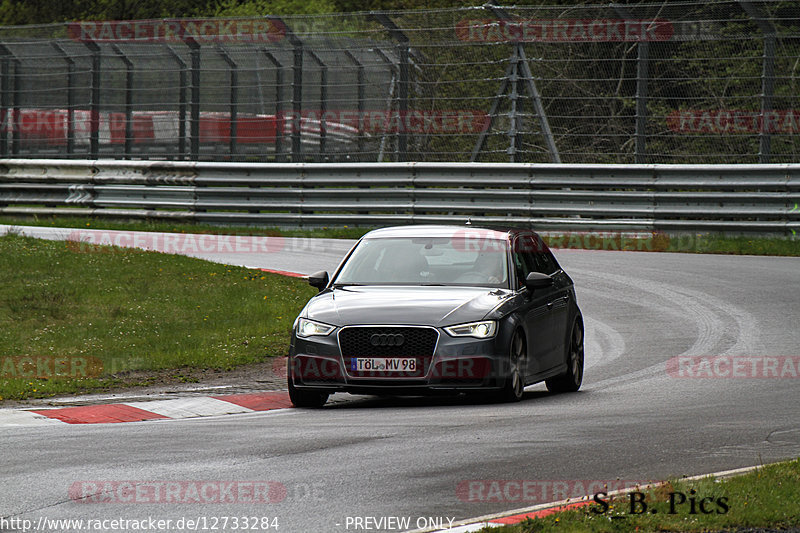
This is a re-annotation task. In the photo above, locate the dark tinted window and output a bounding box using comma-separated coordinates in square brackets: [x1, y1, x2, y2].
[512, 236, 538, 288]
[513, 234, 559, 282]
[538, 250, 560, 275]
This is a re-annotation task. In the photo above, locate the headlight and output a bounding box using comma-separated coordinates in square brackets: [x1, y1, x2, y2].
[444, 320, 497, 339]
[296, 318, 335, 338]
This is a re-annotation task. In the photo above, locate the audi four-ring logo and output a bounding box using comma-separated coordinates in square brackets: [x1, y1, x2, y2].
[370, 333, 405, 347]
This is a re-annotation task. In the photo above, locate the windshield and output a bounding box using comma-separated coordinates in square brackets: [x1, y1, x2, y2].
[333, 236, 509, 288]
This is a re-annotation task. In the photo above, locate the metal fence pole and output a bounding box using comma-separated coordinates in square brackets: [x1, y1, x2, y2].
[263, 51, 284, 161]
[508, 49, 521, 163]
[740, 0, 776, 164]
[268, 17, 303, 162]
[373, 47, 398, 162]
[634, 42, 650, 164]
[344, 50, 365, 160]
[185, 38, 201, 161]
[9, 54, 19, 155]
[52, 43, 75, 156]
[111, 45, 134, 159]
[373, 13, 409, 162]
[0, 44, 20, 156]
[307, 50, 327, 161]
[217, 45, 238, 158]
[0, 45, 8, 156]
[84, 40, 101, 159]
[612, 4, 650, 164]
[291, 40, 303, 162]
[166, 45, 188, 160]
[487, 5, 560, 163]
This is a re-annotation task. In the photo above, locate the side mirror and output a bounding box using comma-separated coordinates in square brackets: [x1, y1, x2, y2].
[307, 271, 329, 292]
[524, 271, 553, 292]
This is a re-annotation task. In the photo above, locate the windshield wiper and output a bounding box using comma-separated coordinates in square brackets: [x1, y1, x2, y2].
[332, 282, 365, 287]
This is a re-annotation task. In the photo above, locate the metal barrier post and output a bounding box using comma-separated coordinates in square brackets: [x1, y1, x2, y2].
[166, 45, 188, 160]
[612, 4, 650, 164]
[0, 44, 19, 156]
[217, 45, 239, 158]
[0, 45, 8, 156]
[263, 51, 284, 161]
[10, 54, 19, 155]
[52, 43, 76, 156]
[187, 38, 201, 161]
[373, 48, 398, 162]
[268, 17, 303, 162]
[373, 13, 409, 162]
[85, 40, 101, 159]
[507, 49, 521, 163]
[344, 50, 365, 160]
[111, 45, 134, 159]
[307, 50, 327, 161]
[487, 5, 560, 163]
[740, 0, 777, 164]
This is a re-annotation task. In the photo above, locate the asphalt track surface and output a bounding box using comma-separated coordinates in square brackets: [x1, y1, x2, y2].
[1, 226, 800, 532]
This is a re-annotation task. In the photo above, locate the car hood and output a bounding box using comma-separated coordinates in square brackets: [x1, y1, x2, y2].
[304, 286, 514, 327]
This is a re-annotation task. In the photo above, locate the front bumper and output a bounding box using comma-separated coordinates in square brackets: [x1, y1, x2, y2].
[288, 325, 511, 394]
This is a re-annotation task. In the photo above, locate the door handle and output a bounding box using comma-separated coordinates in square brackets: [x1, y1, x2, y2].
[549, 294, 569, 309]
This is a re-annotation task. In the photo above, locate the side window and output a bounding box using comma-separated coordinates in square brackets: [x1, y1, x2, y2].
[535, 250, 557, 275]
[512, 237, 538, 288]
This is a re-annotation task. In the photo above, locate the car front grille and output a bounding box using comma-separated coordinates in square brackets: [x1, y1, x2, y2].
[339, 326, 438, 378]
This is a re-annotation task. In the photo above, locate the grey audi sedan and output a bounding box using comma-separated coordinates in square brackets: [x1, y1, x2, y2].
[287, 225, 584, 407]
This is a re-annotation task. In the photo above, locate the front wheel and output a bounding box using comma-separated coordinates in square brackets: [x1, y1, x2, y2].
[288, 362, 329, 408]
[546, 318, 584, 393]
[493, 330, 526, 403]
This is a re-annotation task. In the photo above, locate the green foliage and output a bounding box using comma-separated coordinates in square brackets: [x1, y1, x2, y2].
[0, 0, 205, 24]
[211, 0, 338, 17]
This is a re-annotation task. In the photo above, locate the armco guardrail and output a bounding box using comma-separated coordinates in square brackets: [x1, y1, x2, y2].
[0, 160, 798, 234]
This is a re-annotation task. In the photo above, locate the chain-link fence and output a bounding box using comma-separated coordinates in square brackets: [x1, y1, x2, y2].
[0, 1, 798, 163]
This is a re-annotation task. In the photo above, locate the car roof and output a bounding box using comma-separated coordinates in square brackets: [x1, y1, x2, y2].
[361, 225, 540, 240]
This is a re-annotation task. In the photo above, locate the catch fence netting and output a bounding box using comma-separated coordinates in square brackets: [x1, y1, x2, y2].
[0, 1, 797, 163]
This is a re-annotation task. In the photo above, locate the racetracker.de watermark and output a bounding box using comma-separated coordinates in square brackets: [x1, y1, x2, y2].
[69, 481, 287, 504]
[450, 229, 680, 253]
[667, 356, 800, 378]
[456, 479, 645, 503]
[67, 19, 286, 43]
[64, 230, 312, 255]
[667, 109, 800, 134]
[456, 18, 674, 42]
[0, 355, 104, 379]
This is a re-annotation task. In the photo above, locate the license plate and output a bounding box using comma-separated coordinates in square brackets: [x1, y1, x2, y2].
[351, 358, 417, 372]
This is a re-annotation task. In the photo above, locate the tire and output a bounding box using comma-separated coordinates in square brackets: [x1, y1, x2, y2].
[546, 318, 584, 393]
[494, 329, 526, 403]
[287, 362, 329, 408]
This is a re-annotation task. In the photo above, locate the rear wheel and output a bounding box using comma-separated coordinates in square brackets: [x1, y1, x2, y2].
[288, 361, 329, 408]
[494, 330, 526, 403]
[546, 318, 584, 393]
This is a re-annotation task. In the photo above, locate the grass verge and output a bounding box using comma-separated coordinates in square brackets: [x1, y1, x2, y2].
[0, 234, 317, 401]
[1, 215, 798, 256]
[485, 458, 800, 533]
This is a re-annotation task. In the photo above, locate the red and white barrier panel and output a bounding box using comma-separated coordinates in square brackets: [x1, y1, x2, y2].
[0, 108, 286, 146]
